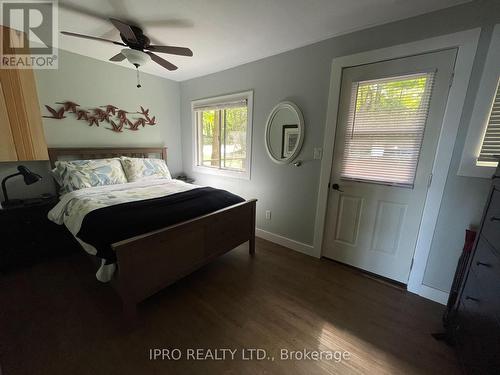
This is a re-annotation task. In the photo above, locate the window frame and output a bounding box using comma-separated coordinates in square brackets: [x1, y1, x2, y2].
[191, 90, 253, 180]
[459, 24, 500, 178]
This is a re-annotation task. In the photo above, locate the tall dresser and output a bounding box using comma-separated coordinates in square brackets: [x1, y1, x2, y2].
[452, 165, 500, 374]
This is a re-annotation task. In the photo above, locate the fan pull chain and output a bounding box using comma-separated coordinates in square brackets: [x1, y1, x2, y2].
[135, 64, 142, 88]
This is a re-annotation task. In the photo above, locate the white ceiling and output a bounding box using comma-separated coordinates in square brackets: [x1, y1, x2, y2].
[57, 0, 469, 82]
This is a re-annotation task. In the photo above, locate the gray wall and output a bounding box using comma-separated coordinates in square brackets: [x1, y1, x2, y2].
[179, 0, 500, 292]
[422, 26, 494, 292]
[0, 49, 181, 202]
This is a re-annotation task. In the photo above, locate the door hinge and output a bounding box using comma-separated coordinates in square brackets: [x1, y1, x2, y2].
[410, 258, 414, 271]
[427, 173, 433, 189]
[449, 72, 455, 88]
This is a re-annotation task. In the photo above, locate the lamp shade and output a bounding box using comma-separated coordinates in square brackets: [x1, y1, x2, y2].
[17, 165, 42, 185]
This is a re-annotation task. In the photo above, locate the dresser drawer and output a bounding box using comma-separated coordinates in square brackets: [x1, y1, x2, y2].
[455, 305, 500, 374]
[470, 237, 500, 323]
[482, 188, 500, 252]
[457, 272, 500, 372]
[471, 237, 500, 280]
[461, 270, 488, 326]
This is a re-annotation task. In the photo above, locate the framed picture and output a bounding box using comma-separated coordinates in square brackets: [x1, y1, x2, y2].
[281, 124, 299, 159]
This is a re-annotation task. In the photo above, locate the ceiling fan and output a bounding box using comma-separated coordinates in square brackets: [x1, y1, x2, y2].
[61, 18, 193, 87]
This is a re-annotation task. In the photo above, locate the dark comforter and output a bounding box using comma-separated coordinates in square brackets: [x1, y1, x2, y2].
[76, 187, 245, 263]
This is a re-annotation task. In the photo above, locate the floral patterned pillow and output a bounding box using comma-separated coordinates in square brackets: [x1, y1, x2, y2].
[120, 157, 172, 182]
[53, 158, 128, 195]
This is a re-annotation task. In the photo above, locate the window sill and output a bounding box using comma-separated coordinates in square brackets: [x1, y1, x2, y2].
[193, 165, 250, 180]
[457, 158, 498, 179]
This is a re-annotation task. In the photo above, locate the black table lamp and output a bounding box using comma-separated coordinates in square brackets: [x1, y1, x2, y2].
[1, 165, 42, 208]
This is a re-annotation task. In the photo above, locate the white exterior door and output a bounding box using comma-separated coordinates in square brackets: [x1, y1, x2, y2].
[323, 49, 456, 283]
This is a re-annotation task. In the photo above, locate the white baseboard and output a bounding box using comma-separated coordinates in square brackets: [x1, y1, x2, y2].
[255, 228, 314, 256]
[417, 284, 449, 305]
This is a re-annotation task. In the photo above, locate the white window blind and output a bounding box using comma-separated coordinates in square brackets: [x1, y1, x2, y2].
[477, 79, 500, 165]
[341, 72, 435, 188]
[193, 98, 248, 112]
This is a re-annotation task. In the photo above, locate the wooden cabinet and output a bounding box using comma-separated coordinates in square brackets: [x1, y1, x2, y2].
[0, 26, 48, 162]
[452, 165, 500, 374]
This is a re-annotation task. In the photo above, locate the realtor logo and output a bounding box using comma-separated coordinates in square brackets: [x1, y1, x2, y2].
[1, 0, 58, 69]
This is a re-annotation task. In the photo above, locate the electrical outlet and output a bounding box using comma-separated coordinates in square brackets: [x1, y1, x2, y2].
[265, 210, 271, 220]
[313, 148, 323, 160]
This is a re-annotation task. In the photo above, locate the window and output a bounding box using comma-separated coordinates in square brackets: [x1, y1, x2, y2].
[341, 72, 435, 188]
[459, 24, 500, 178]
[477, 79, 500, 167]
[192, 91, 253, 179]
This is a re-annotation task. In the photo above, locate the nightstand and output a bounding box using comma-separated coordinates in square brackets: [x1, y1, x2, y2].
[175, 175, 195, 184]
[0, 197, 79, 272]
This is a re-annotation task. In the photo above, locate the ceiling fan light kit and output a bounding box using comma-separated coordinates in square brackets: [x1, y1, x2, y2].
[120, 48, 151, 66]
[120, 49, 151, 88]
[61, 17, 193, 88]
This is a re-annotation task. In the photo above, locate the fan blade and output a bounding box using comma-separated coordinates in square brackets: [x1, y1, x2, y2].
[147, 45, 193, 57]
[146, 52, 178, 71]
[109, 53, 126, 62]
[110, 18, 138, 43]
[61, 31, 125, 46]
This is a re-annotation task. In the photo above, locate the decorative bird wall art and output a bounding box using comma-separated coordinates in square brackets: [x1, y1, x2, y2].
[42, 101, 157, 133]
[43, 105, 66, 119]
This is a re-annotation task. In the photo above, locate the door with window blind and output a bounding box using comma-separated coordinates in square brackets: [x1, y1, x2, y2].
[323, 49, 456, 283]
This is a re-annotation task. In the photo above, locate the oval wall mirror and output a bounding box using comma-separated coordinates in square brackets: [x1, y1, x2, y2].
[265, 101, 304, 164]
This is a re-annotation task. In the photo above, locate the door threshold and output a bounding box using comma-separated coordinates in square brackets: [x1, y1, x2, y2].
[322, 257, 406, 291]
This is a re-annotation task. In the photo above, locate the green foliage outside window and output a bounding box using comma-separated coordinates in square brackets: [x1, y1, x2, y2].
[355, 76, 428, 112]
[199, 107, 248, 171]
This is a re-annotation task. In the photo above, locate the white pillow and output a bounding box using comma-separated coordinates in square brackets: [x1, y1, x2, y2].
[53, 158, 127, 194]
[120, 157, 172, 182]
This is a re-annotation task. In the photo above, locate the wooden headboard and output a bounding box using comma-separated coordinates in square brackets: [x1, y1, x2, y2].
[48, 147, 167, 168]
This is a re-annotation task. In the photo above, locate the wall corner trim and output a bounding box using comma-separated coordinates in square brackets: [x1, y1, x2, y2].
[255, 228, 315, 257]
[416, 285, 449, 305]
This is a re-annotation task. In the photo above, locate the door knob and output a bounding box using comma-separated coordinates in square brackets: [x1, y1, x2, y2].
[331, 183, 344, 192]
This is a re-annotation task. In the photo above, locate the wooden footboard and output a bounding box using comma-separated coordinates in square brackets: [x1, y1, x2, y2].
[111, 199, 257, 317]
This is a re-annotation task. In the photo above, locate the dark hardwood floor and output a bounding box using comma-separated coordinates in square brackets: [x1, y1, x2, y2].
[0, 238, 460, 375]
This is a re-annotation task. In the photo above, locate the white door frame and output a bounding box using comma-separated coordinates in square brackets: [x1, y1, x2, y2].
[313, 28, 480, 302]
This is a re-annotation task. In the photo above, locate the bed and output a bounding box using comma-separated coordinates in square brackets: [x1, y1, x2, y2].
[47, 147, 257, 318]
